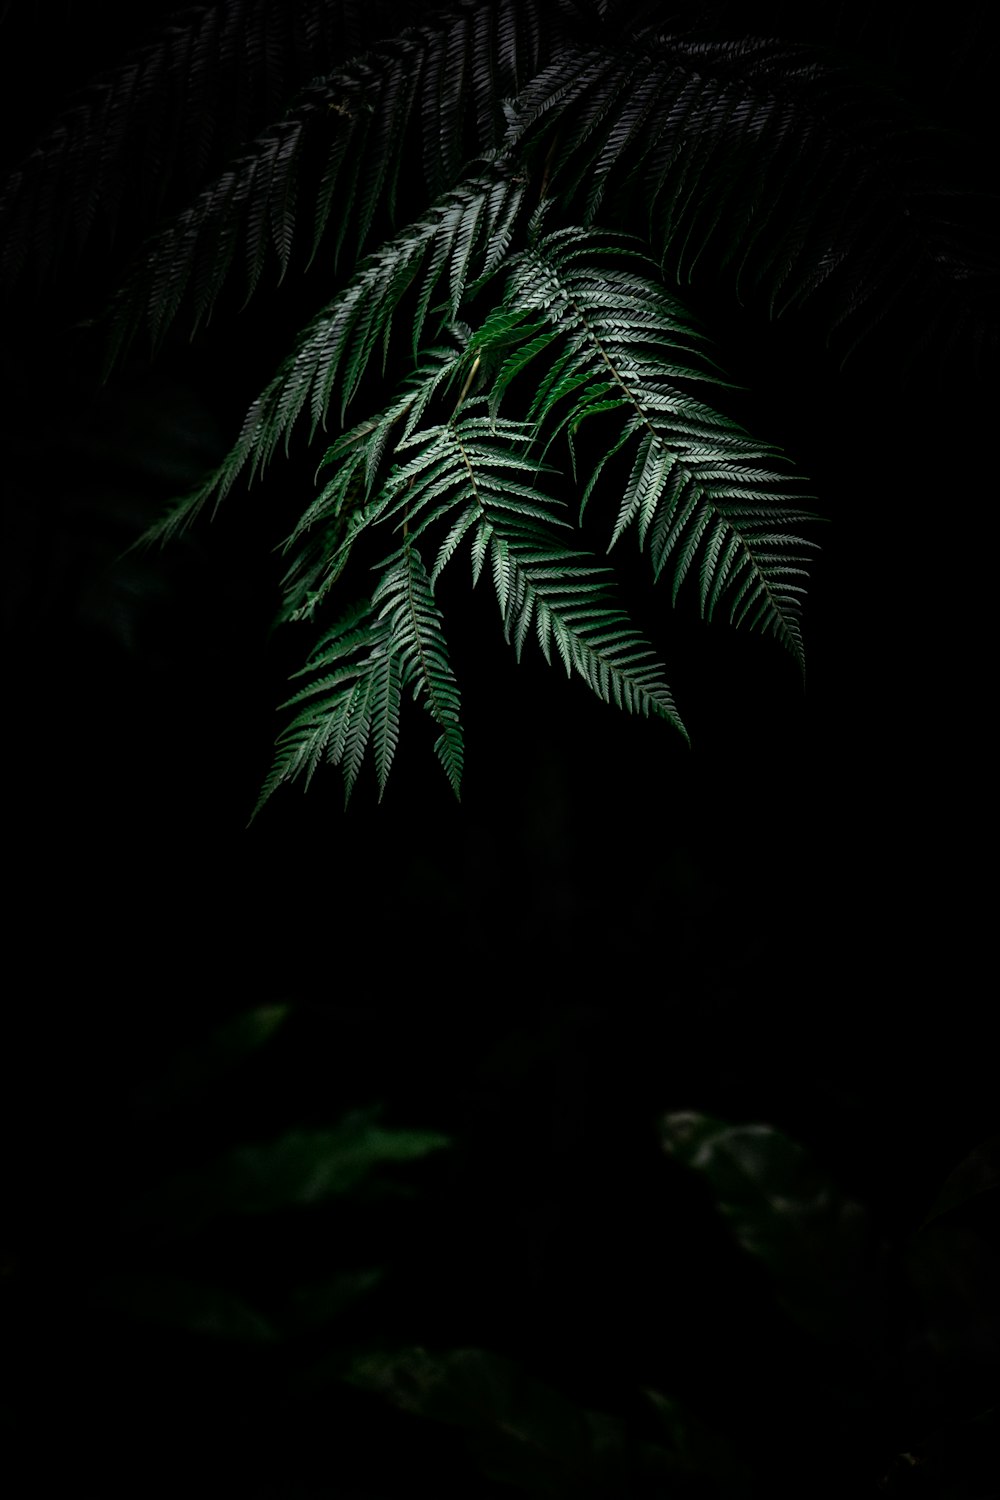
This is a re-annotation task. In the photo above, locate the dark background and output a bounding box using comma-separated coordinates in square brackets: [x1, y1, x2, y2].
[1, 3, 996, 1496]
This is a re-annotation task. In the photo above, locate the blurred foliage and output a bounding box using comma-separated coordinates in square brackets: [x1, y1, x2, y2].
[660, 1110, 884, 1348]
[3, 1003, 997, 1498]
[119, 1114, 450, 1235]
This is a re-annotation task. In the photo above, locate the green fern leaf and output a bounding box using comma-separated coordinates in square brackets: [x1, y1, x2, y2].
[259, 538, 463, 811]
[252, 600, 382, 816]
[508, 34, 999, 369]
[479, 227, 816, 668]
[0, 0, 371, 287]
[26, 0, 995, 812]
[372, 542, 464, 797]
[138, 171, 524, 545]
[91, 0, 574, 365]
[384, 414, 685, 737]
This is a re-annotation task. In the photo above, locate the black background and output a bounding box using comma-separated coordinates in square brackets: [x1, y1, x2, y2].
[1, 3, 996, 1496]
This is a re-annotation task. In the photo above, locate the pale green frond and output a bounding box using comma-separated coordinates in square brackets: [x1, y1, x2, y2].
[53, 1, 1000, 811]
[376, 416, 568, 545]
[372, 543, 464, 797]
[252, 600, 386, 817]
[258, 541, 463, 808]
[430, 502, 481, 586]
[508, 34, 999, 370]
[390, 415, 688, 736]
[484, 514, 687, 735]
[137, 172, 524, 546]
[370, 650, 403, 799]
[0, 0, 363, 289]
[95, 1, 570, 364]
[470, 518, 493, 586]
[475, 227, 816, 668]
[339, 671, 376, 805]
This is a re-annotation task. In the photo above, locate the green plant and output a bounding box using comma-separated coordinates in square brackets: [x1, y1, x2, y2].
[3, 0, 991, 807]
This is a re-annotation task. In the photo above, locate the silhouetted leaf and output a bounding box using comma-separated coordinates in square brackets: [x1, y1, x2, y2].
[346, 1346, 601, 1496]
[120, 1111, 451, 1235]
[661, 1111, 882, 1345]
[135, 1003, 291, 1116]
[642, 1388, 751, 1488]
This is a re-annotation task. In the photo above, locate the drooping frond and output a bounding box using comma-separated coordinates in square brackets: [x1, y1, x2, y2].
[480, 506, 687, 734]
[281, 343, 469, 624]
[252, 598, 385, 815]
[378, 414, 567, 558]
[381, 414, 686, 735]
[0, 0, 376, 288]
[479, 227, 815, 666]
[84, 0, 574, 361]
[139, 168, 525, 543]
[29, 1, 996, 808]
[257, 540, 462, 811]
[371, 541, 464, 797]
[508, 35, 1000, 368]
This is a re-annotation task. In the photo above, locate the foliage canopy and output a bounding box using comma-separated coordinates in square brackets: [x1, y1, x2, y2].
[3, 0, 993, 805]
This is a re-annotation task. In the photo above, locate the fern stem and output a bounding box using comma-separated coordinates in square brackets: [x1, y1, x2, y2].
[450, 354, 482, 422]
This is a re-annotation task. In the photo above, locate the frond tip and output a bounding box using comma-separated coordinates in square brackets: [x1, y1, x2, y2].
[254, 542, 462, 815]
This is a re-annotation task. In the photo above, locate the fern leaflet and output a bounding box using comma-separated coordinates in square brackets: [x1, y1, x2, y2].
[139, 168, 524, 544]
[259, 540, 462, 810]
[478, 227, 816, 667]
[390, 414, 686, 735]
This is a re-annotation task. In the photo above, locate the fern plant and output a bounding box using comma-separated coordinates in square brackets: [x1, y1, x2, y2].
[4, 0, 993, 807]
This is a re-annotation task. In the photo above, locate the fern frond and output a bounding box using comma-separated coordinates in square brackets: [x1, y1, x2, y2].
[508, 35, 999, 368]
[280, 341, 469, 623]
[372, 543, 464, 797]
[36, 1, 995, 813]
[90, 0, 568, 361]
[138, 170, 525, 545]
[482, 509, 687, 736]
[484, 227, 816, 667]
[375, 416, 568, 569]
[379, 413, 685, 736]
[258, 539, 462, 810]
[0, 0, 371, 288]
[252, 599, 386, 815]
